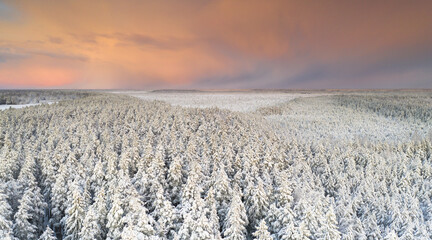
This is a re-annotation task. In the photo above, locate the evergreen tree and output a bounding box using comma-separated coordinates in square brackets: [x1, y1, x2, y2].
[51, 165, 68, 231]
[223, 189, 248, 240]
[252, 220, 272, 240]
[0, 188, 15, 239]
[384, 230, 399, 240]
[212, 166, 232, 223]
[320, 205, 341, 239]
[206, 187, 223, 239]
[121, 197, 155, 239]
[79, 206, 102, 240]
[168, 155, 184, 204]
[94, 188, 109, 238]
[106, 193, 124, 240]
[245, 177, 269, 228]
[176, 194, 213, 240]
[39, 226, 57, 240]
[291, 220, 311, 240]
[152, 185, 177, 238]
[14, 184, 46, 240]
[90, 160, 106, 194]
[14, 190, 38, 239]
[64, 183, 85, 240]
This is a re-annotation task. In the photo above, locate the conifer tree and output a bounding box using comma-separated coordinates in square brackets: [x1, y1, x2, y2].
[13, 190, 38, 239]
[245, 177, 269, 228]
[79, 207, 102, 240]
[168, 155, 183, 204]
[384, 230, 399, 240]
[177, 194, 213, 240]
[106, 193, 124, 240]
[121, 197, 155, 239]
[14, 184, 46, 240]
[51, 165, 68, 230]
[0, 188, 15, 239]
[39, 226, 57, 240]
[206, 187, 223, 239]
[64, 183, 85, 240]
[223, 189, 248, 240]
[253, 220, 272, 240]
[151, 185, 177, 238]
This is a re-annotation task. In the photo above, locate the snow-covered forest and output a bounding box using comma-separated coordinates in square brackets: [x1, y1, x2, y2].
[0, 90, 431, 239]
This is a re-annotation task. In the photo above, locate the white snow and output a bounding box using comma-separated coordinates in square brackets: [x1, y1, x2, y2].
[112, 91, 328, 112]
[0, 102, 55, 111]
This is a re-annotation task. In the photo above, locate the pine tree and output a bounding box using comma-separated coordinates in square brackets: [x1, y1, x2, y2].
[64, 183, 85, 240]
[212, 166, 232, 224]
[291, 220, 311, 240]
[313, 203, 341, 240]
[363, 214, 381, 240]
[148, 144, 166, 186]
[176, 194, 213, 240]
[275, 173, 294, 207]
[132, 160, 150, 199]
[278, 217, 297, 240]
[51, 165, 68, 231]
[252, 220, 272, 240]
[14, 184, 46, 240]
[106, 193, 124, 240]
[94, 188, 108, 238]
[90, 160, 106, 194]
[181, 161, 203, 210]
[14, 190, 38, 239]
[152, 185, 177, 238]
[206, 187, 223, 239]
[273, 199, 297, 240]
[168, 155, 184, 204]
[39, 226, 57, 240]
[223, 189, 248, 240]
[17, 156, 37, 189]
[0, 188, 15, 239]
[121, 197, 155, 239]
[79, 206, 102, 240]
[384, 230, 399, 240]
[245, 177, 269, 228]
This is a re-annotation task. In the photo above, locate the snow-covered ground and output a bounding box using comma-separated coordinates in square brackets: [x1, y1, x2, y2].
[0, 102, 54, 111]
[113, 91, 326, 112]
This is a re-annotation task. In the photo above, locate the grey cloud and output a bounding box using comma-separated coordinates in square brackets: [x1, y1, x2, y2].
[0, 1, 18, 22]
[114, 33, 192, 50]
[0, 47, 88, 63]
[69, 33, 100, 44]
[0, 48, 28, 63]
[29, 50, 88, 62]
[48, 37, 63, 44]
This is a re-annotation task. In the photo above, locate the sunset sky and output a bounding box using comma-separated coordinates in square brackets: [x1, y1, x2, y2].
[0, 0, 431, 89]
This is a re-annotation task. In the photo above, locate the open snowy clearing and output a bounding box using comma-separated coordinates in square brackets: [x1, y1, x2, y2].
[112, 91, 328, 112]
[0, 102, 55, 111]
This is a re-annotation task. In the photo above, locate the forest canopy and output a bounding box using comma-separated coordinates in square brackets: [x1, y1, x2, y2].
[0, 91, 431, 239]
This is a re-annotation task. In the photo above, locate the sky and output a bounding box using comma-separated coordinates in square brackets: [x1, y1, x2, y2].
[0, 0, 431, 89]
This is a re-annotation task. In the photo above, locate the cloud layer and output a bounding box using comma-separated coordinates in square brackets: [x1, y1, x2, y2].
[0, 0, 431, 89]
